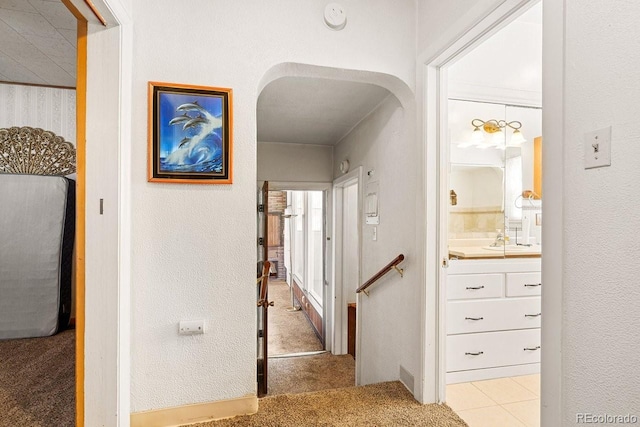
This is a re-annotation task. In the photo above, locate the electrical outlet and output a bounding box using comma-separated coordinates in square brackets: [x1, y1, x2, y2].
[179, 320, 205, 335]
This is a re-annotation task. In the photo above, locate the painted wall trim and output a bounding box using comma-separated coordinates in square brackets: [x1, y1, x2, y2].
[72, 15, 88, 427]
[540, 0, 564, 424]
[130, 395, 258, 427]
[332, 166, 363, 356]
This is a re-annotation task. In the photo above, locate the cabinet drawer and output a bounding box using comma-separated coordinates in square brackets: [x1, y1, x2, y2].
[448, 274, 503, 300]
[506, 272, 542, 297]
[447, 329, 541, 372]
[447, 298, 541, 334]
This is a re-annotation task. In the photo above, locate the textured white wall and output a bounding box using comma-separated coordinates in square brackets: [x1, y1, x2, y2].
[557, 1, 640, 424]
[0, 83, 76, 144]
[333, 94, 421, 392]
[257, 142, 333, 183]
[130, 0, 416, 412]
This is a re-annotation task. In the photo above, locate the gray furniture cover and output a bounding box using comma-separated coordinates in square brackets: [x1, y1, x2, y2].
[0, 174, 75, 339]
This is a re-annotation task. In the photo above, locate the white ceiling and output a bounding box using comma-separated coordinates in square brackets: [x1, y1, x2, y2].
[0, 0, 77, 87]
[257, 77, 391, 146]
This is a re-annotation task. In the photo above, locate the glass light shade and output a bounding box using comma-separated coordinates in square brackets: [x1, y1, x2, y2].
[510, 129, 526, 145]
[471, 127, 485, 145]
[490, 129, 505, 148]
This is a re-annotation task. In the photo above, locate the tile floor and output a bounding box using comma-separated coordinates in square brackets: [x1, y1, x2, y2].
[447, 375, 540, 427]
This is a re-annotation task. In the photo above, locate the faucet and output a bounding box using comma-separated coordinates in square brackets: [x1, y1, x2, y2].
[491, 229, 504, 247]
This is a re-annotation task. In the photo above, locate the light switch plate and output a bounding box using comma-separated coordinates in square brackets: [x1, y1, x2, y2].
[584, 126, 611, 169]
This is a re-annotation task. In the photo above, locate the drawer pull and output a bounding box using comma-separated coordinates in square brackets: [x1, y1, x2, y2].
[466, 286, 485, 290]
[465, 351, 484, 356]
[465, 316, 484, 321]
[524, 313, 542, 318]
[524, 346, 541, 351]
[524, 283, 542, 287]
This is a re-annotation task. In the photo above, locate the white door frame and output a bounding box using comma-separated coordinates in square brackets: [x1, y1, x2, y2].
[331, 167, 363, 356]
[421, 0, 540, 404]
[68, 0, 133, 425]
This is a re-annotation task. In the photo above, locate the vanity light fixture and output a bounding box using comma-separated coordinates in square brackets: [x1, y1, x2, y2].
[464, 118, 526, 148]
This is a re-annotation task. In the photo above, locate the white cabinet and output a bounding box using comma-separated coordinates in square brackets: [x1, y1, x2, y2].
[446, 259, 542, 384]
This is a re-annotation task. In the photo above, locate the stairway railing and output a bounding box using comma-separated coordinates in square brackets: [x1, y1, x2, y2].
[356, 254, 405, 296]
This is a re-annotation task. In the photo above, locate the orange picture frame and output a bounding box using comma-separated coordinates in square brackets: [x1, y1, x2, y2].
[148, 81, 233, 184]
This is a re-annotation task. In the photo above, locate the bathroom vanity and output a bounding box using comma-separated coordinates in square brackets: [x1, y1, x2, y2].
[445, 99, 542, 384]
[446, 258, 541, 383]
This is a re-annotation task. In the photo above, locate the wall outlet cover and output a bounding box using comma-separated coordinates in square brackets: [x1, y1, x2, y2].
[179, 320, 205, 335]
[584, 126, 611, 169]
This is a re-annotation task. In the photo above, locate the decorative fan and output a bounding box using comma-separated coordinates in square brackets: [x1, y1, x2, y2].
[0, 126, 76, 176]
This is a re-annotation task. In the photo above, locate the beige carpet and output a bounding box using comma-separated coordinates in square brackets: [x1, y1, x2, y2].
[268, 353, 355, 395]
[268, 280, 323, 355]
[192, 381, 467, 427]
[0, 329, 75, 427]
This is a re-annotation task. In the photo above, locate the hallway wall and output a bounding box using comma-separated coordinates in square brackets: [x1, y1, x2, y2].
[547, 0, 640, 424]
[333, 94, 421, 393]
[128, 0, 417, 413]
[257, 142, 333, 183]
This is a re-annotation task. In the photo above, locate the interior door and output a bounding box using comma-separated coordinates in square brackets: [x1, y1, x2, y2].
[256, 181, 269, 396]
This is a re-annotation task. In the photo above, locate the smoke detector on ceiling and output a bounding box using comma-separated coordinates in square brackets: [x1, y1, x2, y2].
[324, 3, 347, 30]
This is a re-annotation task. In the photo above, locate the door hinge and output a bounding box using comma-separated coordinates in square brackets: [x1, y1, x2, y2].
[442, 257, 449, 268]
[258, 237, 264, 245]
[258, 204, 265, 212]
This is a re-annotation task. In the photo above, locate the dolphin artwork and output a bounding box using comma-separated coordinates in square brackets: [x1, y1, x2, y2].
[182, 114, 208, 131]
[161, 97, 224, 172]
[168, 114, 192, 126]
[176, 100, 206, 113]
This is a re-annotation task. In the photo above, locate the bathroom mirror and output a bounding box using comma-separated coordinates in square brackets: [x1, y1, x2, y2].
[447, 99, 542, 259]
[449, 164, 505, 247]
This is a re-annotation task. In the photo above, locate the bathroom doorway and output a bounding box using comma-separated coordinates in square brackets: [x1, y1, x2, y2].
[427, 1, 543, 426]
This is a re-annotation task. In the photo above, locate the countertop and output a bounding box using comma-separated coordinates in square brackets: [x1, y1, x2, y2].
[449, 245, 541, 259]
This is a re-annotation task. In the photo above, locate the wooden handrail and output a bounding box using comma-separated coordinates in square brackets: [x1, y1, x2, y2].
[356, 254, 405, 296]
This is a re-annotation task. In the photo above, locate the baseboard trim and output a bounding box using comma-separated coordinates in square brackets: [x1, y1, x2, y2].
[130, 394, 258, 427]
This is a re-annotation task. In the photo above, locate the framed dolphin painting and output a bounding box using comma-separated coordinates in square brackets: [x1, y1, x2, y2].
[148, 82, 233, 183]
